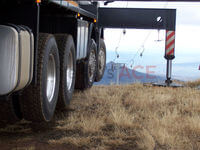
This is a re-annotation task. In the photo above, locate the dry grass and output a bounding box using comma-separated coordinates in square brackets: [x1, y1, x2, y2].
[0, 83, 200, 150]
[186, 79, 200, 88]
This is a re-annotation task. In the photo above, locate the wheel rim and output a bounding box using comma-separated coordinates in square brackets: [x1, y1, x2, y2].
[66, 50, 74, 91]
[46, 54, 56, 103]
[88, 49, 96, 82]
[98, 48, 105, 75]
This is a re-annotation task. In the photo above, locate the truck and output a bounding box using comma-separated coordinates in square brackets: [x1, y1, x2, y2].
[0, 0, 107, 124]
[0, 0, 178, 125]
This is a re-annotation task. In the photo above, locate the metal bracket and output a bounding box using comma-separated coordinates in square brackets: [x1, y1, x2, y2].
[98, 8, 176, 30]
[98, 7, 180, 87]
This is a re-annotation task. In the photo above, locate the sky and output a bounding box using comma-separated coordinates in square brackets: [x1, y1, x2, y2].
[100, 2, 200, 80]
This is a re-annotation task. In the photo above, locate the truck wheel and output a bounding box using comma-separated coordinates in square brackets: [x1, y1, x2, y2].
[20, 33, 60, 122]
[54, 34, 76, 110]
[0, 95, 22, 126]
[95, 39, 106, 82]
[75, 39, 97, 90]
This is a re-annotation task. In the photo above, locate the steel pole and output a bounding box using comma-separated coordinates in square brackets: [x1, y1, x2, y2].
[165, 59, 172, 85]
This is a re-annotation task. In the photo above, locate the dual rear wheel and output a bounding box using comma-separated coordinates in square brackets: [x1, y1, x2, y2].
[0, 34, 106, 123]
[20, 33, 76, 122]
[54, 34, 76, 111]
[20, 33, 60, 122]
[75, 39, 97, 90]
[75, 38, 106, 90]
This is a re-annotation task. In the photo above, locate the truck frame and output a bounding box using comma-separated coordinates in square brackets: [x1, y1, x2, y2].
[0, 0, 177, 125]
[0, 0, 106, 124]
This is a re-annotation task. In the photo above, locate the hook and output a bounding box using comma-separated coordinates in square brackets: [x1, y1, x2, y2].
[123, 29, 126, 35]
[140, 45, 145, 57]
[155, 29, 163, 42]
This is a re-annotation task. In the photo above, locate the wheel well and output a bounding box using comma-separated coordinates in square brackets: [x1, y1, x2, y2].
[100, 28, 104, 39]
[91, 26, 96, 42]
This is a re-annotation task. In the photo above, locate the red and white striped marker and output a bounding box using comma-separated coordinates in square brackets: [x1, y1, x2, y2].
[165, 30, 175, 58]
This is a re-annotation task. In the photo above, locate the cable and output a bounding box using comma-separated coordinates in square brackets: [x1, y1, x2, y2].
[127, 2, 169, 68]
[112, 31, 122, 62]
[113, 2, 168, 68]
[112, 1, 129, 62]
[133, 31, 151, 60]
[137, 2, 168, 57]
[113, 28, 127, 62]
[140, 45, 145, 57]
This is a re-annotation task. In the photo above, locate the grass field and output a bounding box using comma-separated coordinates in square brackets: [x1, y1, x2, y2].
[0, 82, 200, 150]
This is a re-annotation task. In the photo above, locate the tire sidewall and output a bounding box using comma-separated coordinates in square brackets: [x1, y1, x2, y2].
[85, 39, 97, 88]
[96, 39, 106, 81]
[62, 36, 76, 105]
[42, 37, 60, 121]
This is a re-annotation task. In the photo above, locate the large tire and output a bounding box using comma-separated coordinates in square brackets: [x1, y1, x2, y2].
[95, 38, 106, 82]
[75, 39, 97, 90]
[20, 33, 60, 122]
[54, 34, 76, 110]
[0, 96, 22, 126]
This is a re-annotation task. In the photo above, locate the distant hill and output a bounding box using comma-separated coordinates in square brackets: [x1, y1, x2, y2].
[96, 61, 165, 85]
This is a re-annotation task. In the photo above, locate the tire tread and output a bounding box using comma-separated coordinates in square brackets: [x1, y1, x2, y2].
[20, 33, 54, 122]
[54, 34, 76, 110]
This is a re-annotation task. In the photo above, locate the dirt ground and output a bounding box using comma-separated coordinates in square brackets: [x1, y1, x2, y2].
[0, 83, 200, 150]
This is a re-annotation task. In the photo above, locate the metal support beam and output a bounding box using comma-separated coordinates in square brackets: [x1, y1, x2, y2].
[98, 8, 176, 30]
[98, 7, 181, 87]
